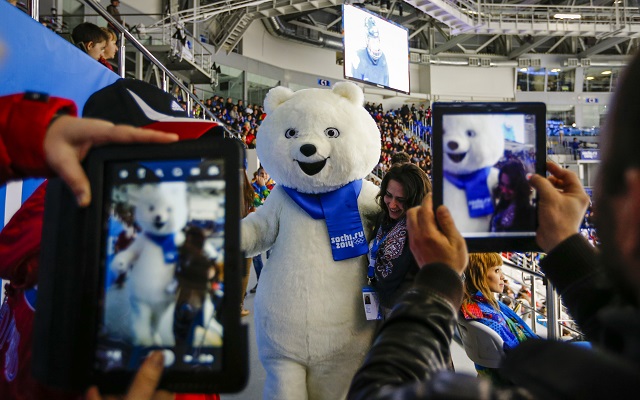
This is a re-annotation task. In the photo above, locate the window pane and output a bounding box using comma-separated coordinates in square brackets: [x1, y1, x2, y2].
[247, 73, 279, 106]
[582, 67, 621, 92]
[547, 68, 575, 92]
[517, 67, 546, 91]
[217, 65, 244, 102]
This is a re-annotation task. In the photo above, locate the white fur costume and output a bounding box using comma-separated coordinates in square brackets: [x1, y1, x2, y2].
[242, 82, 381, 400]
[110, 182, 188, 346]
[442, 114, 505, 232]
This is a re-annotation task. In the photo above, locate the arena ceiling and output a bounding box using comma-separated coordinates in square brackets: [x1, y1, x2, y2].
[179, 0, 640, 63]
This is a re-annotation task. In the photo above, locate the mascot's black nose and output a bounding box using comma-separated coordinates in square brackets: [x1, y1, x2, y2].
[300, 144, 317, 157]
[447, 141, 459, 151]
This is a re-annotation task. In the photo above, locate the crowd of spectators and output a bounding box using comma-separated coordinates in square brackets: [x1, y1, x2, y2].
[172, 89, 266, 149]
[365, 101, 432, 179]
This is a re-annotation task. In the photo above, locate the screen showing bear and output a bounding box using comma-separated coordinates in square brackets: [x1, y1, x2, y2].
[96, 158, 226, 373]
[440, 112, 538, 238]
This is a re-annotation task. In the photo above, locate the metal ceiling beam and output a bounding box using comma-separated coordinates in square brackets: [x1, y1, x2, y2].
[409, 23, 429, 39]
[326, 16, 342, 29]
[545, 36, 568, 54]
[431, 34, 475, 54]
[627, 38, 636, 55]
[473, 34, 500, 54]
[508, 36, 554, 59]
[579, 37, 630, 57]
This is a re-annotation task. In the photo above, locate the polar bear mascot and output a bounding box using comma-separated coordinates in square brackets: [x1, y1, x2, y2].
[110, 182, 189, 346]
[242, 82, 381, 400]
[442, 114, 505, 232]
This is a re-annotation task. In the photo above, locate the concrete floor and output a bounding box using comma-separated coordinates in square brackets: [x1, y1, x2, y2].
[221, 266, 476, 400]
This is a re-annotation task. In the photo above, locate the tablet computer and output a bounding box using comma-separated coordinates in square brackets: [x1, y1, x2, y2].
[34, 138, 248, 394]
[431, 102, 546, 252]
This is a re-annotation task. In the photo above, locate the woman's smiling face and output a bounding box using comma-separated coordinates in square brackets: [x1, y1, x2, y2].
[384, 179, 406, 221]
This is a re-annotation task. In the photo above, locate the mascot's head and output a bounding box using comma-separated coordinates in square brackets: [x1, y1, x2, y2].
[130, 182, 189, 235]
[257, 82, 381, 194]
[442, 114, 505, 175]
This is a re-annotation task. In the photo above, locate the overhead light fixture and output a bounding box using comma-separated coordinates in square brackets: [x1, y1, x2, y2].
[553, 13, 582, 19]
[551, 68, 561, 72]
[519, 68, 528, 72]
[586, 76, 595, 80]
[601, 70, 612, 75]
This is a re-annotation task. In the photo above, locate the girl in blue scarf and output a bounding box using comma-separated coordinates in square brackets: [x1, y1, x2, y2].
[460, 253, 537, 384]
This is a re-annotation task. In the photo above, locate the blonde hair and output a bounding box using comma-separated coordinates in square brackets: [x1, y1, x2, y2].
[100, 27, 117, 42]
[463, 253, 503, 310]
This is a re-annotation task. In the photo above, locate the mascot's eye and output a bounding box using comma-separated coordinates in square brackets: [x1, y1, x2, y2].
[284, 128, 298, 139]
[149, 205, 155, 212]
[324, 127, 340, 138]
[466, 130, 476, 137]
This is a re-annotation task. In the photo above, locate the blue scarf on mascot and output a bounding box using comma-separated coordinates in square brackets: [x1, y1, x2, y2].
[145, 232, 178, 263]
[444, 167, 494, 218]
[282, 180, 368, 261]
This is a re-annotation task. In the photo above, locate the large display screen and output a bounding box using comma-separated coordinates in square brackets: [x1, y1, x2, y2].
[343, 4, 410, 94]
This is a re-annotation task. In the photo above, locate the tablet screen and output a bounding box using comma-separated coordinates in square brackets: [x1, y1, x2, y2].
[95, 157, 226, 373]
[432, 102, 546, 251]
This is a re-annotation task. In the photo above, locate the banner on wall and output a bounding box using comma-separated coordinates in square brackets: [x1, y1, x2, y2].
[0, 1, 119, 228]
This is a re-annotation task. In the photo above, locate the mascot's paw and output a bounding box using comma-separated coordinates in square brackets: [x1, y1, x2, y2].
[110, 256, 129, 274]
[174, 231, 185, 247]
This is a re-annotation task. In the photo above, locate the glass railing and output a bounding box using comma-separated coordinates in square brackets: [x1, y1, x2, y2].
[501, 252, 584, 341]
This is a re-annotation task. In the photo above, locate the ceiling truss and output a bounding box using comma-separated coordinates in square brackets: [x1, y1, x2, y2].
[184, 0, 640, 61]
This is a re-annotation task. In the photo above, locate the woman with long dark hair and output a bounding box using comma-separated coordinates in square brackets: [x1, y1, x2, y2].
[369, 162, 431, 317]
[490, 160, 535, 232]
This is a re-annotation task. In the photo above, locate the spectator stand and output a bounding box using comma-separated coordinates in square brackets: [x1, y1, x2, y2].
[367, 103, 433, 181]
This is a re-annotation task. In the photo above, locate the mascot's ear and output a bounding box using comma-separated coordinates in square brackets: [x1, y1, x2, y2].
[264, 86, 294, 115]
[332, 82, 364, 106]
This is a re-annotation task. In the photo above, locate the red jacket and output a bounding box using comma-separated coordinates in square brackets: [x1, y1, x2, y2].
[0, 93, 220, 400]
[0, 93, 81, 399]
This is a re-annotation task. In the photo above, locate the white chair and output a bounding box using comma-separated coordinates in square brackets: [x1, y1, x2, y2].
[457, 318, 506, 368]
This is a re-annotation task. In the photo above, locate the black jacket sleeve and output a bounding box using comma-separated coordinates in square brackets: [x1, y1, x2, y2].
[348, 263, 463, 399]
[538, 234, 619, 340]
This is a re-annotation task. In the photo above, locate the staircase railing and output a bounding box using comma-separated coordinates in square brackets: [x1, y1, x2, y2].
[79, 0, 234, 137]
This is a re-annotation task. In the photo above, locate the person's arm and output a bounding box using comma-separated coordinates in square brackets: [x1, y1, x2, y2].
[43, 115, 177, 206]
[538, 234, 615, 340]
[0, 93, 76, 182]
[528, 161, 617, 339]
[0, 93, 178, 206]
[348, 263, 464, 400]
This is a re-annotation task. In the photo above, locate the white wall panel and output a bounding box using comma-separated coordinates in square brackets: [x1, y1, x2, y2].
[243, 22, 344, 80]
[430, 65, 515, 100]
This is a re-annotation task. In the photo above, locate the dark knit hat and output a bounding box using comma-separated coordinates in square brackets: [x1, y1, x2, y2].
[83, 78, 220, 140]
